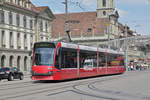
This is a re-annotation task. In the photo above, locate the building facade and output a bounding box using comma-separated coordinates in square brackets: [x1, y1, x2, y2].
[0, 0, 55, 73]
[51, 0, 120, 44]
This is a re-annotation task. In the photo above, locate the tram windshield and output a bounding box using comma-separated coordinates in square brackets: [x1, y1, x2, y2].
[33, 43, 55, 66]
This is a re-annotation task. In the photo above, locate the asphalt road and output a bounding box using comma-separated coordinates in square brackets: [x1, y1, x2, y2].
[0, 70, 150, 100]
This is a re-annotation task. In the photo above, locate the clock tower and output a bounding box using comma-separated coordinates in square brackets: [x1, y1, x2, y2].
[97, 0, 115, 18]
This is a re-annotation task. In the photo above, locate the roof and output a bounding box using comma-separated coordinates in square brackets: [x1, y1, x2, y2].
[33, 6, 48, 13]
[4, 0, 53, 15]
[51, 12, 108, 38]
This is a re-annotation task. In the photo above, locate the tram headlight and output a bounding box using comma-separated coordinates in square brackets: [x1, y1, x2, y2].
[48, 68, 53, 70]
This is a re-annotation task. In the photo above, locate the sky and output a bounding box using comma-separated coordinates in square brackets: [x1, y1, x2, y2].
[30, 0, 150, 35]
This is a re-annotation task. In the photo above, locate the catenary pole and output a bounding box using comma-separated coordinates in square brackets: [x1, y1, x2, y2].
[65, 0, 72, 42]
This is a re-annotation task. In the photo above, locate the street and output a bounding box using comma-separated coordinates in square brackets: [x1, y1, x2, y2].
[0, 70, 150, 100]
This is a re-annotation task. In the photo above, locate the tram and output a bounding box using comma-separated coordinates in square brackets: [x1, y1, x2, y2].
[31, 42, 125, 80]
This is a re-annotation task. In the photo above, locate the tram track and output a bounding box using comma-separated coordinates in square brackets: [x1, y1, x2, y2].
[0, 81, 41, 91]
[71, 71, 150, 100]
[0, 72, 140, 100]
[0, 74, 124, 100]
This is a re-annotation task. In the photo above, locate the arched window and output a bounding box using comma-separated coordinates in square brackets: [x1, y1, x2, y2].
[1, 55, 6, 67]
[24, 56, 27, 71]
[9, 56, 14, 67]
[103, 0, 106, 7]
[17, 56, 21, 70]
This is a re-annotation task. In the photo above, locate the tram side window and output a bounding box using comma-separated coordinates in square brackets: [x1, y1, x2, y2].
[119, 55, 125, 66]
[99, 52, 106, 67]
[61, 48, 77, 69]
[107, 53, 118, 67]
[80, 50, 97, 68]
[107, 53, 111, 67]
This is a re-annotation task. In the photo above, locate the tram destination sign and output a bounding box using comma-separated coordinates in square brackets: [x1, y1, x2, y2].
[34, 43, 55, 48]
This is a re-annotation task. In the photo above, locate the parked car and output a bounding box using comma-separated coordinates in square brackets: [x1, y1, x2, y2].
[0, 67, 24, 81]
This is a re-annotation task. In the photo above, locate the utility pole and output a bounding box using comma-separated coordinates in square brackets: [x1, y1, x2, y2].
[65, 0, 72, 42]
[107, 14, 111, 49]
[125, 24, 128, 70]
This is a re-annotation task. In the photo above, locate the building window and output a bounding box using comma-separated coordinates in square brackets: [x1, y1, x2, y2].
[103, 11, 106, 16]
[0, 10, 4, 23]
[23, 15, 26, 28]
[24, 34, 27, 49]
[40, 20, 43, 31]
[15, 0, 17, 4]
[18, 0, 20, 6]
[9, 32, 13, 48]
[17, 33, 21, 49]
[17, 56, 21, 70]
[9, 12, 13, 25]
[24, 56, 27, 71]
[30, 35, 33, 48]
[45, 22, 48, 32]
[24, 2, 27, 8]
[103, 0, 106, 7]
[10, 0, 13, 3]
[9, 56, 14, 67]
[30, 19, 33, 29]
[1, 31, 5, 48]
[16, 14, 20, 26]
[88, 28, 92, 32]
[1, 55, 6, 67]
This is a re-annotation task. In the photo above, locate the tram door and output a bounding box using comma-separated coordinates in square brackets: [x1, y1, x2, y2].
[61, 48, 78, 79]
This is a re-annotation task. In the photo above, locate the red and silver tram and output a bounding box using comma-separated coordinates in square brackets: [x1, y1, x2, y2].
[31, 42, 125, 80]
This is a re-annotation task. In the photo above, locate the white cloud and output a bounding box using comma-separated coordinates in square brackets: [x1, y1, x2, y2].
[117, 9, 128, 18]
[77, 0, 97, 9]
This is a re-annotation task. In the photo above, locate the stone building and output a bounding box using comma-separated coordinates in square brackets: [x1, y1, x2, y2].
[0, 0, 55, 73]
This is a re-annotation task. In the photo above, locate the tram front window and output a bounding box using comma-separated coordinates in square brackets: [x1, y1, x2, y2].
[34, 48, 55, 66]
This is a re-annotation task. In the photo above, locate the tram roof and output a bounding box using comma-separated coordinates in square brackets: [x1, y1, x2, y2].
[34, 41, 124, 55]
[60, 42, 124, 55]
